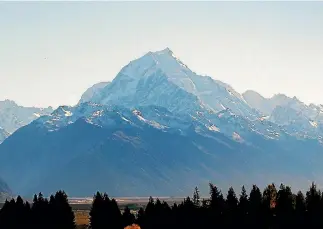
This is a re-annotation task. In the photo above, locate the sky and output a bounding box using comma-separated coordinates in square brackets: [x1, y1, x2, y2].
[0, 1, 323, 108]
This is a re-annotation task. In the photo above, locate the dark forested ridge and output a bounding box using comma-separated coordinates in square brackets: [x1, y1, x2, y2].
[1, 183, 323, 229]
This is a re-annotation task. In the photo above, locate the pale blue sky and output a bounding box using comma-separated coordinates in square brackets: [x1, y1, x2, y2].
[1, 2, 323, 107]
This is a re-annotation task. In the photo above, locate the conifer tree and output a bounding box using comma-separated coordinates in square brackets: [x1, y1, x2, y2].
[248, 185, 263, 229]
[109, 198, 123, 229]
[0, 199, 14, 229]
[89, 192, 105, 229]
[136, 207, 146, 229]
[262, 183, 277, 228]
[225, 187, 238, 229]
[276, 184, 294, 228]
[52, 190, 75, 229]
[193, 187, 200, 207]
[238, 186, 249, 227]
[306, 182, 323, 227]
[209, 183, 225, 228]
[31, 193, 50, 229]
[122, 206, 135, 228]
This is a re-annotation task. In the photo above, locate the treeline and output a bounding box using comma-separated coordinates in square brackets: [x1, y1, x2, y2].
[1, 183, 323, 229]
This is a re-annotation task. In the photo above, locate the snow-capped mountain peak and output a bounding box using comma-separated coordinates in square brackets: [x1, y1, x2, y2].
[119, 48, 194, 93]
[90, 48, 256, 118]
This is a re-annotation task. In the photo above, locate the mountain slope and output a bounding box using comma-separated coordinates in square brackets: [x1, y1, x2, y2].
[243, 90, 323, 139]
[0, 177, 12, 201]
[1, 48, 323, 197]
[0, 103, 258, 196]
[92, 48, 256, 118]
[0, 100, 53, 134]
[79, 82, 110, 104]
[0, 127, 9, 144]
[0, 103, 322, 196]
[242, 90, 273, 115]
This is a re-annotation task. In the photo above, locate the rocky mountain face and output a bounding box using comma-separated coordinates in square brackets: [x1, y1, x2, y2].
[0, 100, 53, 136]
[0, 48, 323, 196]
[243, 90, 323, 140]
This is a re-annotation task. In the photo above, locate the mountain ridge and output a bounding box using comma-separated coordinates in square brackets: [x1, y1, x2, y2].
[1, 48, 323, 196]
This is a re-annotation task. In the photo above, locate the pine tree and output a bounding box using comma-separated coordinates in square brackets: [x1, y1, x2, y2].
[31, 193, 50, 229]
[238, 186, 249, 227]
[89, 192, 105, 229]
[52, 190, 75, 229]
[225, 187, 238, 229]
[209, 183, 224, 214]
[209, 183, 225, 228]
[248, 185, 263, 229]
[15, 196, 27, 229]
[0, 199, 14, 229]
[122, 206, 135, 227]
[136, 207, 145, 228]
[294, 191, 306, 229]
[306, 182, 323, 227]
[109, 198, 123, 229]
[193, 187, 200, 207]
[276, 184, 294, 228]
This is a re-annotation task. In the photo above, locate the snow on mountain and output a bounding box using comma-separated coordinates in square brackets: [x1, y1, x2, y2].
[2, 48, 323, 196]
[0, 100, 53, 134]
[3, 101, 323, 196]
[243, 90, 323, 119]
[0, 127, 9, 144]
[92, 48, 256, 118]
[79, 82, 110, 104]
[243, 90, 323, 139]
[242, 90, 274, 115]
[269, 105, 323, 139]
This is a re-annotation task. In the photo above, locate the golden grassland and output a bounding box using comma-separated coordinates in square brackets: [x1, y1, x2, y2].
[74, 210, 140, 229]
[74, 210, 90, 226]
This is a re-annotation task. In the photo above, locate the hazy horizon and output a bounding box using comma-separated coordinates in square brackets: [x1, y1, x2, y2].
[1, 1, 323, 108]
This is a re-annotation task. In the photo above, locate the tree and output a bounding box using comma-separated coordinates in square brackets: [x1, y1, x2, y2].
[108, 198, 123, 229]
[225, 187, 238, 229]
[89, 192, 105, 229]
[209, 183, 225, 228]
[238, 186, 249, 227]
[136, 207, 145, 228]
[50, 190, 75, 229]
[0, 199, 14, 229]
[209, 183, 224, 214]
[276, 184, 294, 228]
[306, 182, 323, 227]
[193, 187, 200, 207]
[248, 185, 263, 229]
[31, 192, 50, 229]
[122, 206, 135, 227]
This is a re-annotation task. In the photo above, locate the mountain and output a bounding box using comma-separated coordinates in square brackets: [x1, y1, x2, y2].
[1, 48, 323, 196]
[242, 90, 274, 115]
[243, 90, 323, 139]
[1, 102, 322, 196]
[0, 177, 12, 201]
[0, 127, 10, 144]
[0, 100, 53, 134]
[91, 48, 257, 118]
[79, 82, 110, 104]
